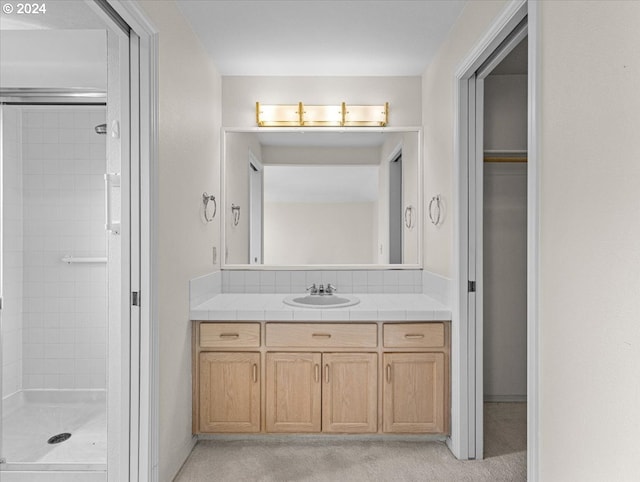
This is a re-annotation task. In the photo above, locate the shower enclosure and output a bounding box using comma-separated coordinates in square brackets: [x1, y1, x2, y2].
[0, 97, 111, 477]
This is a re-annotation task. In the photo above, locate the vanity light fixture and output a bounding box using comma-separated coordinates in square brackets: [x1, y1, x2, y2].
[256, 101, 389, 127]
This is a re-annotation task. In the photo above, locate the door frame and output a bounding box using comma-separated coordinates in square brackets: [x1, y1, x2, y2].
[248, 150, 263, 265]
[452, 0, 539, 479]
[100, 1, 159, 480]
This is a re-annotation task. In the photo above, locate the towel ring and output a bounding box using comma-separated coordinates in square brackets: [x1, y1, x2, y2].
[202, 193, 217, 222]
[428, 195, 442, 226]
[404, 205, 415, 229]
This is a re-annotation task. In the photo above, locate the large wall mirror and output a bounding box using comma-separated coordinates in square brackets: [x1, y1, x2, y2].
[222, 128, 422, 268]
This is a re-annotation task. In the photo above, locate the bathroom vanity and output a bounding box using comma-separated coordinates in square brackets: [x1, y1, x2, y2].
[191, 296, 450, 436]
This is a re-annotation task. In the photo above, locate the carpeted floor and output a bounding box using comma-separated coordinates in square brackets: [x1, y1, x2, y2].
[174, 402, 526, 481]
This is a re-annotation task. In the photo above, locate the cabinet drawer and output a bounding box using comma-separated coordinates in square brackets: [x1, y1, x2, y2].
[200, 323, 261, 348]
[383, 323, 444, 348]
[266, 323, 377, 348]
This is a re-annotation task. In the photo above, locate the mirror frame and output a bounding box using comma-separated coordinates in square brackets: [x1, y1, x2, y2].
[221, 126, 423, 270]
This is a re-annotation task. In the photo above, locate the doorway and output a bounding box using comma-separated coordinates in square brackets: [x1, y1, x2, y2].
[389, 152, 403, 264]
[480, 35, 528, 461]
[249, 152, 263, 265]
[0, 1, 154, 480]
[452, 0, 538, 470]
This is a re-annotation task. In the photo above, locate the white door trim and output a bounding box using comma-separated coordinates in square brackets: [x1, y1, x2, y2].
[526, 2, 541, 480]
[102, 1, 159, 481]
[451, 0, 537, 471]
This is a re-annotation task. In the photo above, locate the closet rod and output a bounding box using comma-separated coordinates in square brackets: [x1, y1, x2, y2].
[483, 149, 527, 163]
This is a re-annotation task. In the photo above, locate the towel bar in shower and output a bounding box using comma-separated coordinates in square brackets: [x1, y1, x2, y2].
[61, 256, 108, 264]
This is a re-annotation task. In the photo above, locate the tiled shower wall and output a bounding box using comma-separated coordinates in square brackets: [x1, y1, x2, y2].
[1, 106, 23, 398]
[20, 107, 107, 390]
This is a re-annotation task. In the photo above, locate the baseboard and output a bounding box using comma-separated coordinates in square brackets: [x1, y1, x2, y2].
[164, 435, 197, 482]
[197, 434, 448, 443]
[484, 395, 527, 402]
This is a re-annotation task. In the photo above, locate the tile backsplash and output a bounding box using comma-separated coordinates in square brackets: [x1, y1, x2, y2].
[221, 269, 423, 294]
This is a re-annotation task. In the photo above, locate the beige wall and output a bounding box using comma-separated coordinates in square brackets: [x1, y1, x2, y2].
[538, 1, 640, 479]
[421, 0, 509, 277]
[264, 202, 376, 265]
[484, 74, 527, 151]
[222, 76, 422, 127]
[483, 72, 528, 400]
[137, 1, 221, 480]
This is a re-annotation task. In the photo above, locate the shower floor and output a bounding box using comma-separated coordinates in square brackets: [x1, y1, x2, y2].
[1, 390, 106, 470]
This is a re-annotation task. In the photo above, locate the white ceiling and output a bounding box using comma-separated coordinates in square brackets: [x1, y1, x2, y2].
[177, 0, 467, 76]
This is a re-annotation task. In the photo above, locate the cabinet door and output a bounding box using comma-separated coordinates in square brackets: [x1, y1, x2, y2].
[199, 352, 260, 433]
[383, 352, 445, 433]
[322, 353, 377, 433]
[266, 352, 321, 432]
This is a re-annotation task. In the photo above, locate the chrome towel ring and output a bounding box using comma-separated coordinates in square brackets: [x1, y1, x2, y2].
[428, 195, 442, 226]
[202, 192, 217, 222]
[404, 205, 415, 229]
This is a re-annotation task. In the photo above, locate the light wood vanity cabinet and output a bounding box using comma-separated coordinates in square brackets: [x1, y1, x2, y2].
[383, 352, 445, 433]
[265, 352, 322, 432]
[322, 352, 378, 433]
[198, 352, 260, 433]
[193, 320, 449, 436]
[265, 351, 378, 433]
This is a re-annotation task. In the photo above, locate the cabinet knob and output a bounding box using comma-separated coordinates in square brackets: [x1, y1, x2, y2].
[386, 364, 392, 383]
[252, 363, 258, 383]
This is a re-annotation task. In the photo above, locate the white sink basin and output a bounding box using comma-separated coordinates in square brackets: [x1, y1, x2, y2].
[283, 294, 360, 309]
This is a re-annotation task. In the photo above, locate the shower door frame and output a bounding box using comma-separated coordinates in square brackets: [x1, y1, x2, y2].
[104, 2, 158, 481]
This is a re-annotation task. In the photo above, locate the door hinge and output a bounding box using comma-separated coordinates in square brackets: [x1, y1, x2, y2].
[468, 281, 476, 293]
[131, 291, 140, 306]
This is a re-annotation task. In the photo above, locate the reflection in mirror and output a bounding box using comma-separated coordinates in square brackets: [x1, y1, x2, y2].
[223, 129, 420, 267]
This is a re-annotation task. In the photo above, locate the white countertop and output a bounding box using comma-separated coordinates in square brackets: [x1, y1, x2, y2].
[190, 293, 451, 322]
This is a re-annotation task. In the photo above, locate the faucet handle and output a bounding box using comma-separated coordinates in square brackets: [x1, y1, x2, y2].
[306, 283, 317, 294]
[326, 283, 337, 294]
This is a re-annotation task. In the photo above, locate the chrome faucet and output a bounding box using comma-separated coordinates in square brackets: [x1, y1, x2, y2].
[306, 283, 337, 295]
